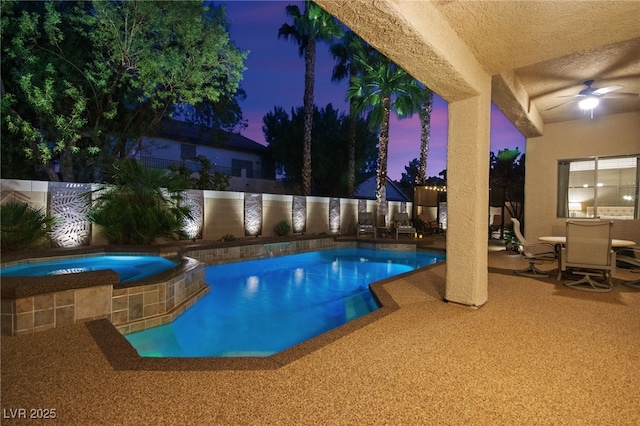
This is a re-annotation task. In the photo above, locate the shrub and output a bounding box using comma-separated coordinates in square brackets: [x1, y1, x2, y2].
[0, 201, 56, 251]
[220, 234, 235, 242]
[273, 220, 291, 236]
[169, 156, 230, 190]
[87, 159, 191, 245]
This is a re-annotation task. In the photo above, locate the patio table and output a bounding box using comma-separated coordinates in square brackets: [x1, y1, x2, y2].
[538, 236, 636, 248]
[538, 236, 636, 280]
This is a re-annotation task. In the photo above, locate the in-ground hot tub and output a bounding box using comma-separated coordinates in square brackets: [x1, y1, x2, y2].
[0, 254, 179, 283]
[0, 252, 208, 336]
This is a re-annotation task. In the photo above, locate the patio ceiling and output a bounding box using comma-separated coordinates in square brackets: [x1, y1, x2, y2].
[316, 1, 640, 138]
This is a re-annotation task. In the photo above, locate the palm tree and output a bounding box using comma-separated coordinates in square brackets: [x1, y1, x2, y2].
[349, 47, 421, 221]
[87, 159, 191, 244]
[417, 86, 434, 186]
[330, 30, 368, 197]
[278, 1, 344, 195]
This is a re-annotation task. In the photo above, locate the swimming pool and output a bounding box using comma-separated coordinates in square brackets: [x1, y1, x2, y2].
[126, 248, 445, 357]
[0, 255, 178, 283]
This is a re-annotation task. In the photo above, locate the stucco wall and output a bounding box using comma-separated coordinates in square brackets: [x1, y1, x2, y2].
[0, 179, 412, 244]
[0, 180, 49, 212]
[525, 111, 640, 244]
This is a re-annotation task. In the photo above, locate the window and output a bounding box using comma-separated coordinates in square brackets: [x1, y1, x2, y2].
[231, 159, 254, 178]
[557, 155, 639, 219]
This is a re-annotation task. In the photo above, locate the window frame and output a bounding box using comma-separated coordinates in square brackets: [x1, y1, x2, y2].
[557, 154, 639, 220]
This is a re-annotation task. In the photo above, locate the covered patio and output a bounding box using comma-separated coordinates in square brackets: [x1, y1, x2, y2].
[2, 249, 639, 423]
[316, 0, 640, 306]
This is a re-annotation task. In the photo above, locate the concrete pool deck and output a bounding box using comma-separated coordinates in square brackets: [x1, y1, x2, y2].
[2, 242, 640, 424]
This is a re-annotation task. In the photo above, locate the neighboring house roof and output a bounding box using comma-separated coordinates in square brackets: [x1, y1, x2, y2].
[153, 119, 269, 155]
[355, 175, 411, 202]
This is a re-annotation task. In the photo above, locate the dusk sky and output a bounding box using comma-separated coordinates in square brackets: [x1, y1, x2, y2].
[218, 1, 525, 181]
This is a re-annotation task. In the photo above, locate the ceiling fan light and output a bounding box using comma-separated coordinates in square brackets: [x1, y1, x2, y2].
[578, 97, 599, 110]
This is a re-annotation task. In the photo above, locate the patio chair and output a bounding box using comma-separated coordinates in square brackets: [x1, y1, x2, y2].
[393, 212, 416, 239]
[616, 247, 640, 289]
[561, 220, 615, 292]
[511, 218, 556, 278]
[357, 212, 376, 238]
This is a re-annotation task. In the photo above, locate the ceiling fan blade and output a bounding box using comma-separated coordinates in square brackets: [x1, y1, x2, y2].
[545, 100, 575, 111]
[593, 85, 623, 95]
[604, 92, 639, 98]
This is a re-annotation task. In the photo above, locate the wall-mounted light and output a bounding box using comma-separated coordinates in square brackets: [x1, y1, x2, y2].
[329, 198, 340, 234]
[292, 196, 306, 234]
[244, 193, 262, 236]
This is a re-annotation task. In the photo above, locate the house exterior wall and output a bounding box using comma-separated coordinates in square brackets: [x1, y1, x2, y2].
[142, 136, 266, 178]
[525, 111, 640, 244]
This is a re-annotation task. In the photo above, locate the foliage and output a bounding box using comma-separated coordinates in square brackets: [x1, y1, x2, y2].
[330, 30, 369, 197]
[173, 88, 248, 133]
[278, 0, 344, 195]
[0, 201, 56, 252]
[490, 148, 525, 222]
[171, 156, 230, 191]
[399, 158, 421, 199]
[220, 234, 235, 242]
[87, 159, 191, 245]
[273, 220, 291, 237]
[347, 45, 422, 214]
[193, 155, 230, 191]
[1, 0, 247, 182]
[263, 103, 378, 195]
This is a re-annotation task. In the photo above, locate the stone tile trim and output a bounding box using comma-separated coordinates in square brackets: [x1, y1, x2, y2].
[85, 273, 404, 371]
[1, 238, 417, 336]
[185, 236, 346, 264]
[1, 257, 207, 336]
[3, 284, 113, 336]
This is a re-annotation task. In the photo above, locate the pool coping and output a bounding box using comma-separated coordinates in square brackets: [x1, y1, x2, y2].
[85, 262, 443, 371]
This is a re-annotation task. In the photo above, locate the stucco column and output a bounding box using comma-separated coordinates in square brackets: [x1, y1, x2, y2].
[445, 90, 491, 307]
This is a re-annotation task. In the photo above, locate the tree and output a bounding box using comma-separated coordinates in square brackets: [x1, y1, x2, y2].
[490, 148, 525, 234]
[1, 0, 247, 182]
[399, 158, 420, 200]
[348, 47, 421, 220]
[174, 88, 248, 133]
[169, 155, 230, 191]
[278, 1, 344, 195]
[417, 86, 434, 186]
[330, 30, 368, 197]
[263, 103, 378, 196]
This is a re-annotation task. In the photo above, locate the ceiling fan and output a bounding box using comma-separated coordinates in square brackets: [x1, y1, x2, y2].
[546, 79, 639, 113]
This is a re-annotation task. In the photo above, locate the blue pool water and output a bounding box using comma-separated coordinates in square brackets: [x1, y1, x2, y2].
[126, 248, 445, 357]
[0, 255, 178, 283]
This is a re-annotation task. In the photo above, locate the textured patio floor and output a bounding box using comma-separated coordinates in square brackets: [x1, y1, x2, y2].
[2, 248, 639, 425]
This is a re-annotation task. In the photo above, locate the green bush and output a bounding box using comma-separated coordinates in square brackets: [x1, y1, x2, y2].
[0, 201, 56, 251]
[169, 155, 230, 191]
[273, 220, 291, 236]
[87, 159, 191, 245]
